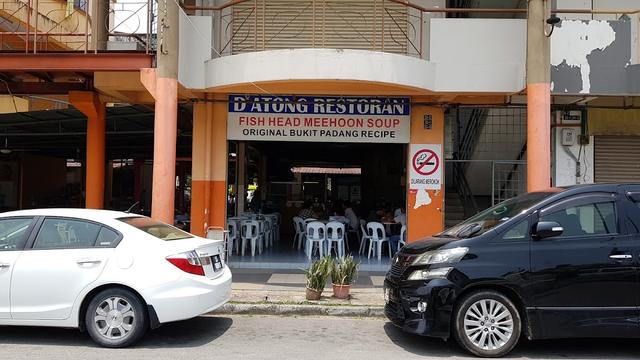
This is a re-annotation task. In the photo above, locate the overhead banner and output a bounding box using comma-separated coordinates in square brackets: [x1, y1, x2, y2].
[227, 95, 410, 143]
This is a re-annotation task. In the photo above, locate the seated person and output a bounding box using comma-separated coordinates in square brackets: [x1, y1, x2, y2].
[298, 200, 314, 220]
[388, 207, 406, 255]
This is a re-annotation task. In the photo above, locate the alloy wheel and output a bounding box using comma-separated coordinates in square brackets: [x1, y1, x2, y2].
[463, 299, 514, 351]
[93, 296, 136, 340]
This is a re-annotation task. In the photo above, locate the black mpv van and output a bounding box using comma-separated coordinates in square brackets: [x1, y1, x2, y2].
[384, 184, 640, 357]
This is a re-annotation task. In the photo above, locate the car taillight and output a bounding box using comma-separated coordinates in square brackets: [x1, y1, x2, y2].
[166, 250, 205, 276]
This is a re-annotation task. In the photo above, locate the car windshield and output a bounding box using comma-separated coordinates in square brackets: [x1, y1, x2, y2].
[119, 216, 193, 241]
[436, 191, 559, 239]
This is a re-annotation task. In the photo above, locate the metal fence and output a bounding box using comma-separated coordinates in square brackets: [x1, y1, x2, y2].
[0, 0, 156, 52]
[185, 0, 425, 58]
[447, 159, 527, 207]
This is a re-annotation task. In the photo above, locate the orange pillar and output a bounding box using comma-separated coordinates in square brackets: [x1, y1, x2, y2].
[406, 105, 445, 242]
[191, 96, 228, 237]
[527, 84, 551, 191]
[69, 91, 105, 209]
[151, 77, 178, 224]
[526, 0, 551, 191]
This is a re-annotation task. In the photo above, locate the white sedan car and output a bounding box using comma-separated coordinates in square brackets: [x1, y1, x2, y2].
[0, 208, 232, 347]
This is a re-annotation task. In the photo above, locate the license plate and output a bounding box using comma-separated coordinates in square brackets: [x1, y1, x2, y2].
[211, 254, 223, 271]
[384, 288, 390, 304]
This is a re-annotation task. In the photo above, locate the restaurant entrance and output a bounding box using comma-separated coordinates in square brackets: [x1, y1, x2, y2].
[226, 140, 406, 270]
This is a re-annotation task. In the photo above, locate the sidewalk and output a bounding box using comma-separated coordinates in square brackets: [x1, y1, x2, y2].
[211, 268, 387, 317]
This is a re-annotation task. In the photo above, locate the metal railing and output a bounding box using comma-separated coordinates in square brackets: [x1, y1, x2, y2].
[185, 0, 425, 58]
[0, 0, 156, 53]
[447, 159, 528, 208]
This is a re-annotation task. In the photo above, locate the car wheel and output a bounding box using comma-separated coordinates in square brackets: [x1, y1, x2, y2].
[453, 290, 521, 358]
[85, 288, 148, 348]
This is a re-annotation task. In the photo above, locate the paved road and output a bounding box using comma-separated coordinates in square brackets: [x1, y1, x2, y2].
[1, 315, 639, 360]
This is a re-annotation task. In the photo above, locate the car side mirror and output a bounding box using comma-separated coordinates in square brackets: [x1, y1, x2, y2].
[533, 221, 563, 240]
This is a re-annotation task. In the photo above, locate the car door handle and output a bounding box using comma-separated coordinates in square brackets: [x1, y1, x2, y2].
[76, 258, 102, 265]
[0, 262, 9, 268]
[609, 254, 632, 260]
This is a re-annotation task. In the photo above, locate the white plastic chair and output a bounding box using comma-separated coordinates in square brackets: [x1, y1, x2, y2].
[367, 222, 391, 260]
[398, 225, 407, 251]
[326, 221, 345, 258]
[266, 214, 279, 243]
[256, 220, 266, 254]
[240, 220, 260, 257]
[263, 217, 273, 249]
[226, 220, 238, 256]
[306, 221, 326, 260]
[292, 217, 306, 250]
[359, 219, 371, 254]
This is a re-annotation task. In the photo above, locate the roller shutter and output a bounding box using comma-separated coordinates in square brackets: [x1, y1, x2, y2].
[594, 136, 640, 183]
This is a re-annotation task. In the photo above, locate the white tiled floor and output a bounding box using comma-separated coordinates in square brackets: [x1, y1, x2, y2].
[228, 236, 392, 271]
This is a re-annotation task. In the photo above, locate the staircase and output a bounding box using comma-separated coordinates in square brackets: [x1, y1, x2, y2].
[445, 191, 467, 229]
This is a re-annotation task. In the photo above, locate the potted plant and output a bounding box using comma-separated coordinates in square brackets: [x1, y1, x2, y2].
[331, 255, 359, 299]
[304, 256, 332, 300]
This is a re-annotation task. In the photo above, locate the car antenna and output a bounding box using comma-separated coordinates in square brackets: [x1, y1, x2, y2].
[125, 201, 140, 213]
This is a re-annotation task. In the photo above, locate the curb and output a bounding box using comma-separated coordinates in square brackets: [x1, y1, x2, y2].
[209, 303, 386, 318]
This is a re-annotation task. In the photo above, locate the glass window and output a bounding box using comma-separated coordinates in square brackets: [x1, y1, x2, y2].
[541, 201, 617, 237]
[437, 190, 561, 239]
[0, 218, 33, 251]
[501, 220, 529, 241]
[34, 219, 101, 249]
[96, 227, 120, 247]
[118, 216, 193, 241]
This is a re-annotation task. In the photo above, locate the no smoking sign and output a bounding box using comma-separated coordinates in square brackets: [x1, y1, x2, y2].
[409, 144, 442, 190]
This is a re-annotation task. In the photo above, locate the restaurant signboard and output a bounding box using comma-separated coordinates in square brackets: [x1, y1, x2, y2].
[227, 94, 410, 143]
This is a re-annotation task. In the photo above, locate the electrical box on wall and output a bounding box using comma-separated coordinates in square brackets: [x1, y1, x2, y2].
[561, 128, 577, 146]
[578, 134, 590, 145]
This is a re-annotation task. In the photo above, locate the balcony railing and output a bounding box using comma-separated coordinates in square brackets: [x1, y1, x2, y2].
[185, 0, 425, 58]
[0, 0, 156, 53]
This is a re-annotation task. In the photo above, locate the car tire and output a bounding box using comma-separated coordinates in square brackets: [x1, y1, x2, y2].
[84, 288, 148, 348]
[453, 290, 521, 358]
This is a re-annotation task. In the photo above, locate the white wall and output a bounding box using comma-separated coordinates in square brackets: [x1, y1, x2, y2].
[178, 14, 212, 90]
[552, 113, 595, 186]
[179, 17, 528, 93]
[430, 18, 526, 92]
[430, 19, 526, 65]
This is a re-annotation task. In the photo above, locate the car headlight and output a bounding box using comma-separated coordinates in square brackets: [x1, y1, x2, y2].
[411, 247, 468, 266]
[407, 267, 453, 280]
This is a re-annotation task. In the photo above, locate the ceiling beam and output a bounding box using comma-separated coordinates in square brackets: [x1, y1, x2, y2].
[0, 82, 87, 95]
[27, 72, 54, 82]
[0, 53, 154, 72]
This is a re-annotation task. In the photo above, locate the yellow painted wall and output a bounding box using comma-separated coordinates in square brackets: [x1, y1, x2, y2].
[588, 109, 640, 135]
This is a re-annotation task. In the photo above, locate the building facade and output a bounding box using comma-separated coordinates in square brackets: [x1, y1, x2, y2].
[0, 0, 638, 249]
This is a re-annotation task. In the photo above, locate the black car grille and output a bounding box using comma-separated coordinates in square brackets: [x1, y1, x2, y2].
[389, 253, 414, 279]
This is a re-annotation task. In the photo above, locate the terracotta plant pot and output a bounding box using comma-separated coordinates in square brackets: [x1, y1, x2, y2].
[306, 287, 323, 300]
[332, 284, 351, 299]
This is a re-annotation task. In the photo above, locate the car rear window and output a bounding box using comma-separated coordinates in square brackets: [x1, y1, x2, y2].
[118, 216, 193, 241]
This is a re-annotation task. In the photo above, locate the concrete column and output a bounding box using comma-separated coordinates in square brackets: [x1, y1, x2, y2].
[151, 0, 179, 224]
[91, 0, 109, 51]
[406, 105, 444, 242]
[237, 142, 246, 214]
[190, 97, 228, 237]
[69, 91, 106, 209]
[526, 0, 552, 191]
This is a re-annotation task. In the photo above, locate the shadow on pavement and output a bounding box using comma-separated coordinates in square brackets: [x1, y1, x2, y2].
[0, 316, 233, 349]
[383, 322, 463, 357]
[383, 321, 640, 359]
